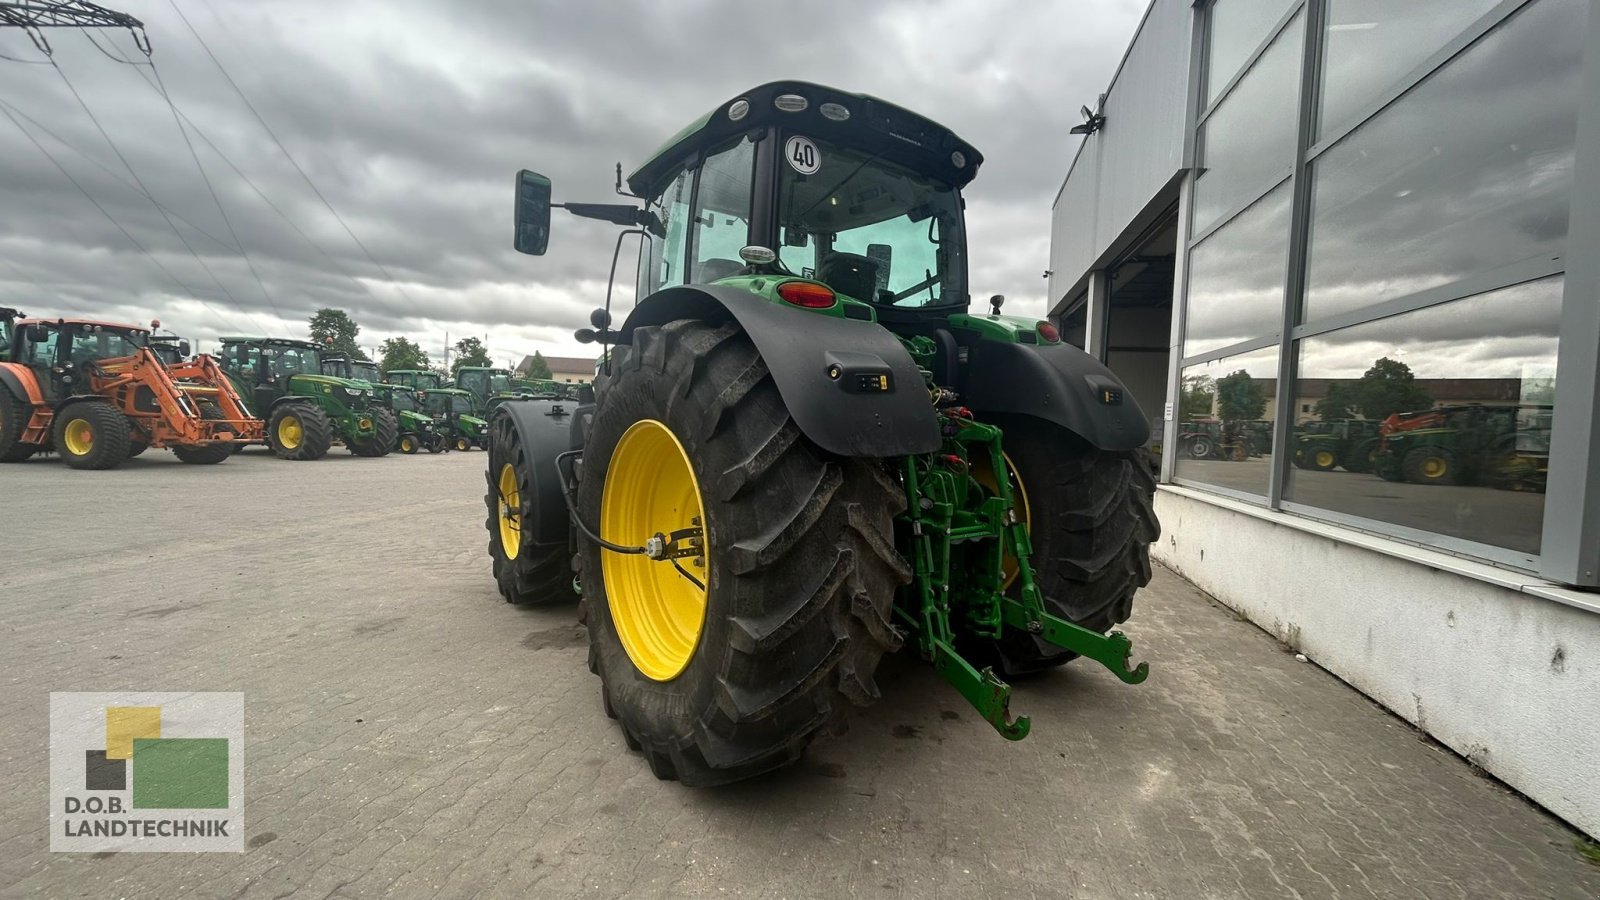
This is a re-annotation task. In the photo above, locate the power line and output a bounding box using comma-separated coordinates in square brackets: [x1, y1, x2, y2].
[0, 94, 237, 253]
[46, 55, 270, 330]
[0, 102, 246, 331]
[146, 55, 282, 323]
[171, 0, 421, 311]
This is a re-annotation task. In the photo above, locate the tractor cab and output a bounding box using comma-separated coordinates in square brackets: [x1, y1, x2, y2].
[454, 366, 526, 412]
[385, 369, 444, 392]
[7, 318, 151, 401]
[515, 81, 985, 331]
[218, 337, 372, 414]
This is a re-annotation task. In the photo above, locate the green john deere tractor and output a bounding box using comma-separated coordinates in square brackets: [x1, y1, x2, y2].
[488, 82, 1158, 785]
[1294, 418, 1381, 473]
[321, 355, 444, 454]
[455, 365, 532, 414]
[217, 338, 397, 460]
[1375, 404, 1548, 490]
[385, 369, 446, 393]
[423, 388, 489, 451]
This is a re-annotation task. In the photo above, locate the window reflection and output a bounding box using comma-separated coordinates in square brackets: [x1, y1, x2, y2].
[1195, 10, 1303, 233]
[1184, 179, 1291, 357]
[1286, 277, 1561, 555]
[1206, 0, 1298, 106]
[1317, 0, 1502, 139]
[1175, 346, 1280, 497]
[1303, 0, 1582, 324]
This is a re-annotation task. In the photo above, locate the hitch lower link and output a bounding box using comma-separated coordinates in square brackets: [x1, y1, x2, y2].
[899, 420, 1147, 741]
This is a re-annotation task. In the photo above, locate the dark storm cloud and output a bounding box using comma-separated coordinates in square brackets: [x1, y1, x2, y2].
[1, 0, 1145, 363]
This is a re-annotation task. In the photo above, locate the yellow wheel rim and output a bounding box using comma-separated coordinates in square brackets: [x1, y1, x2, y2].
[497, 463, 521, 557]
[63, 418, 95, 456]
[971, 450, 1031, 589]
[277, 415, 303, 450]
[1315, 450, 1334, 468]
[401, 436, 415, 453]
[601, 419, 708, 682]
[1423, 457, 1447, 479]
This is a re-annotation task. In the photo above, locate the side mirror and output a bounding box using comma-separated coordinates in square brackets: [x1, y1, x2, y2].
[514, 169, 552, 256]
[178, 340, 191, 357]
[27, 324, 49, 343]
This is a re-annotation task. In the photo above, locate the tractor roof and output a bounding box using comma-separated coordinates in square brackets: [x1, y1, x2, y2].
[626, 80, 983, 197]
[18, 316, 148, 333]
[219, 336, 321, 350]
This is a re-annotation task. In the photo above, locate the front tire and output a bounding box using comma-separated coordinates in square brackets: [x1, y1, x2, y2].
[171, 405, 233, 465]
[978, 415, 1159, 676]
[399, 434, 420, 454]
[347, 408, 398, 457]
[485, 416, 571, 606]
[53, 401, 132, 470]
[1403, 446, 1458, 485]
[0, 390, 39, 462]
[267, 402, 333, 460]
[579, 320, 908, 786]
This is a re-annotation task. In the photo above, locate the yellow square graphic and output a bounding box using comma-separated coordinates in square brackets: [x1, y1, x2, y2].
[105, 707, 160, 760]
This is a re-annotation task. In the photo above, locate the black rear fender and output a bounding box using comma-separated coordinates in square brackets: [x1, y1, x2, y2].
[494, 398, 577, 546]
[961, 339, 1150, 452]
[619, 284, 940, 457]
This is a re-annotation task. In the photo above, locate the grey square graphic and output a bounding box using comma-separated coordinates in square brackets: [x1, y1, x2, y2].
[84, 751, 125, 791]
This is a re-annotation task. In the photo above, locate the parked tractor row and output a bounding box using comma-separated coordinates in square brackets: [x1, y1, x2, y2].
[1294, 406, 1550, 491]
[0, 309, 572, 470]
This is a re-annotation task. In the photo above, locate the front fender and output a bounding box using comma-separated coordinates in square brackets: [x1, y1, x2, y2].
[620, 284, 940, 457]
[962, 340, 1150, 451]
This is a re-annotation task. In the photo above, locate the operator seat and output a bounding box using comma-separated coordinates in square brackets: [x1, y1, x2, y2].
[817, 252, 882, 303]
[694, 257, 745, 283]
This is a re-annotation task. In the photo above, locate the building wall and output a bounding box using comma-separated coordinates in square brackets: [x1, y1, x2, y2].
[1152, 488, 1600, 839]
[1047, 0, 1193, 306]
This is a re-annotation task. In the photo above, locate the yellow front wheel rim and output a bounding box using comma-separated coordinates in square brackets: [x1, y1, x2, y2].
[601, 419, 709, 682]
[497, 463, 521, 557]
[971, 451, 1031, 589]
[63, 419, 95, 456]
[401, 436, 415, 453]
[277, 416, 303, 450]
[1316, 450, 1334, 468]
[1423, 457, 1447, 479]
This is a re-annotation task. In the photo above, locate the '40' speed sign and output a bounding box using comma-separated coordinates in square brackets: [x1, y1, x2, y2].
[785, 136, 821, 175]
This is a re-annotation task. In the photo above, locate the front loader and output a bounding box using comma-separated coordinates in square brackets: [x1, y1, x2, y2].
[0, 317, 258, 469]
[487, 82, 1159, 785]
[216, 337, 397, 460]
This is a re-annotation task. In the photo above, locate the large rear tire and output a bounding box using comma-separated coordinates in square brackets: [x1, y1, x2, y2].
[484, 416, 572, 606]
[579, 319, 908, 786]
[53, 401, 132, 470]
[977, 415, 1159, 676]
[267, 402, 332, 461]
[0, 390, 39, 462]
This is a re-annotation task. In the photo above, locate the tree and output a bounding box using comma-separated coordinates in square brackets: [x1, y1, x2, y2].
[378, 337, 430, 375]
[1316, 383, 1357, 422]
[524, 351, 553, 380]
[450, 336, 492, 376]
[309, 308, 368, 360]
[1350, 357, 1433, 420]
[1215, 370, 1266, 422]
[1180, 374, 1216, 419]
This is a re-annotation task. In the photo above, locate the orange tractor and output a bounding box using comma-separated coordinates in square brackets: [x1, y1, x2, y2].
[0, 314, 262, 469]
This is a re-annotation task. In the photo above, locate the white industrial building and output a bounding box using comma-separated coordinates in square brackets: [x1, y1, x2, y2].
[1049, 0, 1599, 837]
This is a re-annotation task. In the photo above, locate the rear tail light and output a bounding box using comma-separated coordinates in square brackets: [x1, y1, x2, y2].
[777, 282, 837, 309]
[1036, 320, 1061, 343]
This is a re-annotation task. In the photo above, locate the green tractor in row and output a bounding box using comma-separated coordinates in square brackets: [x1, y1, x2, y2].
[385, 369, 446, 392]
[1293, 418, 1382, 473]
[321, 355, 446, 454]
[216, 337, 397, 460]
[1374, 404, 1549, 490]
[423, 388, 489, 451]
[455, 365, 532, 414]
[486, 82, 1158, 785]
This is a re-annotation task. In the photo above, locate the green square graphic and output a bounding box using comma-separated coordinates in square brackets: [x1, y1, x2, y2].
[130, 738, 229, 809]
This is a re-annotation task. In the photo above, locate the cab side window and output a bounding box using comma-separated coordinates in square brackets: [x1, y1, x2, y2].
[640, 167, 693, 297]
[690, 137, 755, 284]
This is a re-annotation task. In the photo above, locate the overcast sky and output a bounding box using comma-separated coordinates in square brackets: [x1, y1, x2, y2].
[0, 0, 1146, 367]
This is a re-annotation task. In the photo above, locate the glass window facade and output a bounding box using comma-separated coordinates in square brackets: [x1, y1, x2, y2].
[1286, 277, 1560, 555]
[1183, 179, 1291, 357]
[1194, 10, 1303, 233]
[1303, 0, 1583, 324]
[1174, 346, 1280, 497]
[1174, 0, 1586, 573]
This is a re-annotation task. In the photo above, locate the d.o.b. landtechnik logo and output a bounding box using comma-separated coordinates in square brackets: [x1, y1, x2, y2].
[50, 692, 244, 852]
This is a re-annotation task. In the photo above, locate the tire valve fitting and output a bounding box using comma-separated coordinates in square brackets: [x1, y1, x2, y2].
[644, 534, 666, 559]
